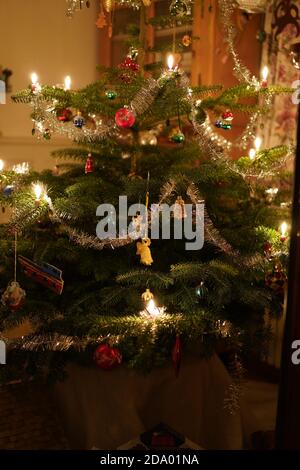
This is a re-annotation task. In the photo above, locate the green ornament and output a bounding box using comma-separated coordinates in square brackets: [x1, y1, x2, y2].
[256, 30, 267, 44]
[106, 90, 117, 100]
[171, 132, 185, 143]
[43, 129, 51, 140]
[221, 122, 232, 130]
[195, 282, 208, 299]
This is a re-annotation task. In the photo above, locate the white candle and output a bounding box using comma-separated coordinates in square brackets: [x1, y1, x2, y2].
[261, 66, 269, 87]
[31, 72, 41, 93]
[31, 73, 38, 86]
[280, 221, 288, 241]
[33, 183, 42, 205]
[0, 159, 4, 171]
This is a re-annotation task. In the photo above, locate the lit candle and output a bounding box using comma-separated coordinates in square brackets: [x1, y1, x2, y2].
[280, 221, 288, 242]
[0, 159, 4, 171]
[249, 148, 256, 160]
[254, 136, 262, 153]
[31, 72, 41, 93]
[261, 66, 269, 87]
[64, 75, 71, 91]
[33, 183, 42, 205]
[146, 299, 160, 317]
[167, 54, 175, 71]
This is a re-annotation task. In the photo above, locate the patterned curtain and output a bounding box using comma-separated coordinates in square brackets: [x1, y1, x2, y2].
[262, 0, 300, 148]
[260, 1, 300, 366]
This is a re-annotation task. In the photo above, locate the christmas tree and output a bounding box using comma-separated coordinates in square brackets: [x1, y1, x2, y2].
[0, 0, 292, 383]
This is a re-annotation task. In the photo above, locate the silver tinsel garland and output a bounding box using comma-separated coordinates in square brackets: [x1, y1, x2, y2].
[218, 0, 260, 86]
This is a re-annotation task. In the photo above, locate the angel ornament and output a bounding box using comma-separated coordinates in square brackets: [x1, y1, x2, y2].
[136, 238, 153, 266]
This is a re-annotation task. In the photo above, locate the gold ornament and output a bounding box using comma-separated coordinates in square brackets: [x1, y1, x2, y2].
[142, 0, 152, 5]
[136, 238, 153, 266]
[141, 288, 154, 302]
[182, 34, 192, 47]
[103, 0, 114, 12]
[139, 130, 158, 146]
[96, 11, 107, 29]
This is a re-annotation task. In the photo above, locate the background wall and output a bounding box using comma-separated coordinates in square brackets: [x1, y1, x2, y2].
[0, 0, 99, 171]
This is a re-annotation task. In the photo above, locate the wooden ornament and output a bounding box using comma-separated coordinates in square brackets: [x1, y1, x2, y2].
[136, 238, 153, 266]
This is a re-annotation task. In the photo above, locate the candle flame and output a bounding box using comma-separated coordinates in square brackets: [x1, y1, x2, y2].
[280, 222, 288, 236]
[254, 136, 262, 152]
[33, 183, 42, 200]
[167, 54, 174, 70]
[249, 148, 256, 160]
[146, 299, 160, 316]
[64, 75, 71, 90]
[262, 66, 269, 81]
[31, 72, 38, 85]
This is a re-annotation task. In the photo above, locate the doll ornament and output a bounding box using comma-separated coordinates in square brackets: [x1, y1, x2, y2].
[136, 238, 153, 266]
[1, 281, 26, 311]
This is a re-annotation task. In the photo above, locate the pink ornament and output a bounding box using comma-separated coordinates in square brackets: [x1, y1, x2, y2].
[115, 107, 136, 129]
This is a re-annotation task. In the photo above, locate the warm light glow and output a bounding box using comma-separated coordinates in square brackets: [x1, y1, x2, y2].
[249, 148, 256, 160]
[0, 159, 4, 171]
[266, 187, 279, 195]
[64, 75, 71, 90]
[33, 183, 42, 201]
[262, 66, 269, 81]
[13, 162, 30, 175]
[167, 54, 174, 70]
[280, 222, 288, 237]
[31, 73, 38, 85]
[146, 299, 160, 317]
[254, 136, 262, 152]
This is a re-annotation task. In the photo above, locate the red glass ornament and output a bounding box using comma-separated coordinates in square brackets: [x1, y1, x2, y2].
[57, 108, 72, 123]
[263, 242, 272, 256]
[118, 56, 139, 72]
[85, 153, 94, 174]
[94, 344, 122, 371]
[115, 107, 136, 128]
[118, 55, 139, 83]
[221, 110, 234, 121]
[172, 335, 181, 377]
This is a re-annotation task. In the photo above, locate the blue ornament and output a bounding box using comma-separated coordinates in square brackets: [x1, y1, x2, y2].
[74, 112, 85, 129]
[3, 185, 14, 198]
[214, 120, 222, 129]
